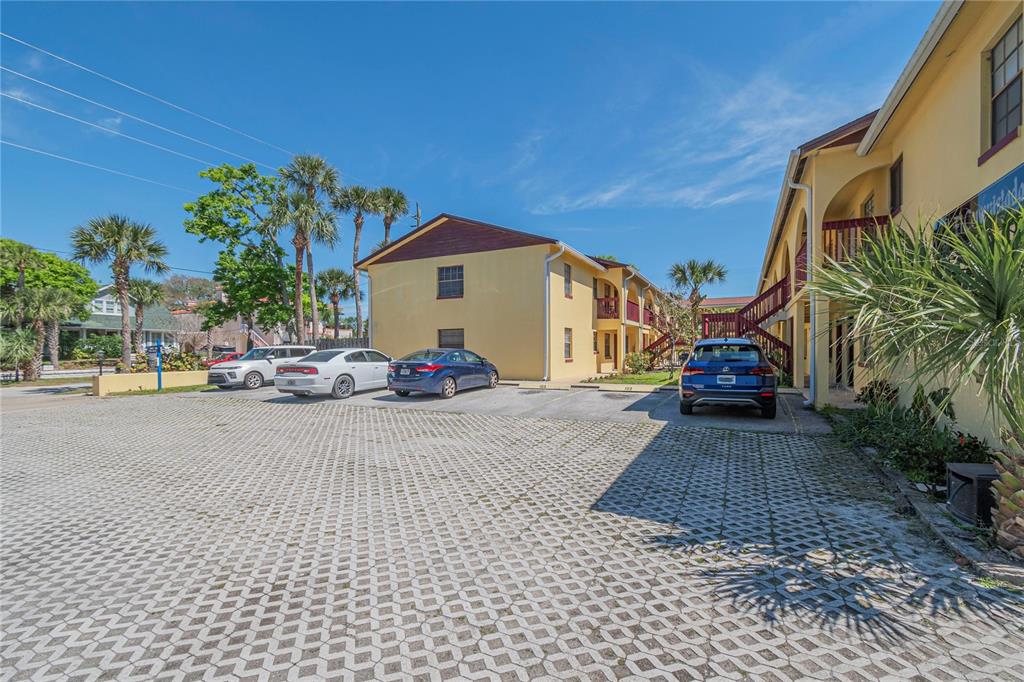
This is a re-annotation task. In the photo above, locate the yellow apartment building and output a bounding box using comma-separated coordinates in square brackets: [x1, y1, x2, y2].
[742, 0, 1021, 442]
[355, 214, 670, 382]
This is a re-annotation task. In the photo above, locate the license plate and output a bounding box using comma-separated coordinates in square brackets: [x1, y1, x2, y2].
[717, 375, 736, 385]
[400, 369, 410, 375]
[287, 379, 295, 386]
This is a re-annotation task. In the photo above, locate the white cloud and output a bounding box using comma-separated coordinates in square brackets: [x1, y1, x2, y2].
[97, 115, 123, 134]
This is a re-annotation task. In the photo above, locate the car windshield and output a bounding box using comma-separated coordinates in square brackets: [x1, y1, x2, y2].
[300, 350, 344, 363]
[239, 348, 273, 360]
[693, 344, 760, 363]
[400, 350, 447, 362]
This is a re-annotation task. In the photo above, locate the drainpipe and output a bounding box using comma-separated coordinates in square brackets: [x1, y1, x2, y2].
[621, 269, 635, 366]
[543, 245, 566, 381]
[787, 178, 815, 408]
[366, 272, 372, 347]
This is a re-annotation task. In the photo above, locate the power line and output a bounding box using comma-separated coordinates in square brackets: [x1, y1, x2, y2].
[1, 139, 194, 193]
[1, 66, 278, 171]
[2, 91, 215, 165]
[0, 31, 296, 156]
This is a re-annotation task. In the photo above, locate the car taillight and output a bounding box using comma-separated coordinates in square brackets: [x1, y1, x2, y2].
[416, 364, 443, 373]
[387, 364, 396, 373]
[751, 367, 774, 376]
[277, 366, 317, 375]
[681, 367, 703, 376]
[759, 390, 775, 397]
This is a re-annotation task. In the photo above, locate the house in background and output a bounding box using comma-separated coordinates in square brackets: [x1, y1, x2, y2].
[355, 214, 671, 381]
[61, 284, 177, 349]
[742, 0, 1021, 443]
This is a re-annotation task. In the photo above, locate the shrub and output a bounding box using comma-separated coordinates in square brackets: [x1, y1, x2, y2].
[161, 350, 202, 372]
[856, 379, 899, 408]
[624, 351, 653, 374]
[71, 335, 123, 360]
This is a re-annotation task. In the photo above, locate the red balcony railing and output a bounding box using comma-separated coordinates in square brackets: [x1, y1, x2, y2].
[822, 215, 888, 264]
[596, 297, 619, 319]
[625, 300, 640, 322]
[643, 308, 665, 328]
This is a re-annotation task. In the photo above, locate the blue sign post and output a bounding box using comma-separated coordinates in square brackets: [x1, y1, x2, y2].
[156, 339, 163, 392]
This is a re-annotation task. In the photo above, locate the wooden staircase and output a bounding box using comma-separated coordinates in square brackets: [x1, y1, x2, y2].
[701, 275, 793, 374]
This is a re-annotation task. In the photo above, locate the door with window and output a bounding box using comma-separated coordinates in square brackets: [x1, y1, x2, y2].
[461, 350, 489, 386]
[363, 350, 390, 388]
[343, 351, 375, 388]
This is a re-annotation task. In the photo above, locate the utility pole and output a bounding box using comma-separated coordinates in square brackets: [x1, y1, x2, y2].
[415, 202, 422, 227]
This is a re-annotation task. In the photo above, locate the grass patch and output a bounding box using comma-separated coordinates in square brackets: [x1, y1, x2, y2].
[108, 384, 217, 397]
[1, 376, 93, 388]
[584, 371, 677, 386]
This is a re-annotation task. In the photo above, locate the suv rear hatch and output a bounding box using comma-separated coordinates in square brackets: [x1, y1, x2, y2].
[683, 343, 772, 389]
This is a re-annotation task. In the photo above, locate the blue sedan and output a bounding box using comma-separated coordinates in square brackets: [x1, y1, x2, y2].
[388, 348, 500, 398]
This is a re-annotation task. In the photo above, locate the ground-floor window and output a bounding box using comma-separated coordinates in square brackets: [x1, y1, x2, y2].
[603, 333, 611, 359]
[563, 328, 573, 361]
[438, 328, 464, 348]
[593, 331, 598, 354]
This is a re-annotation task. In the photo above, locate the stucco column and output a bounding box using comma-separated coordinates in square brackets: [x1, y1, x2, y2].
[812, 296, 831, 409]
[791, 297, 805, 389]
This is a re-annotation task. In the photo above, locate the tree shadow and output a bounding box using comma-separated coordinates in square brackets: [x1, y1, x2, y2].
[592, 423, 1024, 644]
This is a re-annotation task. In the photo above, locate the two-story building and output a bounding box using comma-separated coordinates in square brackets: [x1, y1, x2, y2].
[355, 214, 669, 381]
[742, 0, 1021, 442]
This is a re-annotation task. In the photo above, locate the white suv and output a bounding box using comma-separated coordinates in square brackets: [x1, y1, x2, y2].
[207, 345, 316, 390]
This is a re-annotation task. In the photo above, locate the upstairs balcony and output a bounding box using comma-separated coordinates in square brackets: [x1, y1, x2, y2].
[625, 300, 640, 323]
[596, 297, 619, 319]
[643, 307, 666, 329]
[822, 215, 888, 263]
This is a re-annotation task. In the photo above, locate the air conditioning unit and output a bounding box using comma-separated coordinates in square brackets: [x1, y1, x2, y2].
[946, 463, 998, 527]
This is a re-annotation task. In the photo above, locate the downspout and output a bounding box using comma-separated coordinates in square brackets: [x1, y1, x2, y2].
[621, 269, 635, 366]
[366, 271, 372, 346]
[787, 178, 815, 408]
[542, 245, 566, 381]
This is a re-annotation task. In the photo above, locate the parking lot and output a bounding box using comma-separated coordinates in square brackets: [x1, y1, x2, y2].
[219, 383, 831, 435]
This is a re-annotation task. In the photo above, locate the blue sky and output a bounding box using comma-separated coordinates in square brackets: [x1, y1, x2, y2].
[1, 1, 939, 298]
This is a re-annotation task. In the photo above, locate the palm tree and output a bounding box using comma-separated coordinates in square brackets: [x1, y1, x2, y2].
[813, 208, 1024, 559]
[273, 192, 336, 344]
[0, 239, 41, 291]
[71, 215, 169, 368]
[668, 258, 728, 341]
[332, 186, 381, 337]
[128, 278, 166, 353]
[377, 187, 409, 245]
[7, 288, 76, 380]
[280, 155, 340, 343]
[0, 329, 36, 382]
[316, 268, 358, 340]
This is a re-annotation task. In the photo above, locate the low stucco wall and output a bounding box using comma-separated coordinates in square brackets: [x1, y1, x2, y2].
[92, 370, 209, 397]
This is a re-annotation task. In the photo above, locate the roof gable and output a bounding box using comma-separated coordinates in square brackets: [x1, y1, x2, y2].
[357, 214, 556, 268]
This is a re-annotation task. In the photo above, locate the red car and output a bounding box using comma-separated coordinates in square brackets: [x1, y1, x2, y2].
[202, 352, 242, 368]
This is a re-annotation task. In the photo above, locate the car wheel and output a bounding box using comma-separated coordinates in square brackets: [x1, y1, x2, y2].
[243, 372, 263, 390]
[487, 371, 499, 388]
[761, 404, 777, 419]
[439, 376, 457, 399]
[331, 375, 354, 399]
[679, 402, 693, 415]
[395, 390, 410, 397]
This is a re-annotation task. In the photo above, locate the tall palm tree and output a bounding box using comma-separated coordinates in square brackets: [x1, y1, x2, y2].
[280, 155, 340, 343]
[128, 278, 166, 353]
[71, 215, 169, 368]
[0, 329, 36, 382]
[274, 192, 336, 344]
[316, 268, 358, 340]
[814, 208, 1024, 558]
[8, 288, 76, 380]
[668, 258, 728, 341]
[332, 186, 381, 337]
[0, 239, 42, 291]
[377, 187, 409, 245]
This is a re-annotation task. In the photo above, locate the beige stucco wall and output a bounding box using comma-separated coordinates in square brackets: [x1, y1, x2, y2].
[93, 370, 209, 396]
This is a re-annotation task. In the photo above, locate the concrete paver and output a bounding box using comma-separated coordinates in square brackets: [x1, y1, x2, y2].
[2, 393, 1021, 681]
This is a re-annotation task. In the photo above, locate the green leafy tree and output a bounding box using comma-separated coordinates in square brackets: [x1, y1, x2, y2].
[0, 239, 42, 293]
[162, 274, 218, 309]
[0, 329, 36, 381]
[813, 207, 1024, 558]
[0, 241, 98, 369]
[316, 267, 358, 339]
[280, 155, 340, 343]
[377, 187, 408, 245]
[184, 164, 291, 342]
[655, 291, 694, 376]
[668, 258, 728, 341]
[3, 288, 77, 380]
[70, 216, 168, 367]
[128, 278, 166, 353]
[332, 186, 381, 337]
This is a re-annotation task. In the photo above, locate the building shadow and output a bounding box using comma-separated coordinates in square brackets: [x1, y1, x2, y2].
[590, 422, 1024, 644]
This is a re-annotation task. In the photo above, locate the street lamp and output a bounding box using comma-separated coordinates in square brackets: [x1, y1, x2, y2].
[97, 350, 105, 376]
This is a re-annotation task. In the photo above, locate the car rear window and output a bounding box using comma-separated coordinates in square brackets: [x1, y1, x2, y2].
[400, 350, 446, 362]
[693, 344, 760, 363]
[301, 350, 344, 363]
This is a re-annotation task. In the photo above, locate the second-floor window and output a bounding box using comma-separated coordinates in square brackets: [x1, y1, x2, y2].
[889, 157, 903, 214]
[991, 16, 1022, 146]
[861, 194, 875, 218]
[437, 265, 463, 299]
[563, 263, 572, 298]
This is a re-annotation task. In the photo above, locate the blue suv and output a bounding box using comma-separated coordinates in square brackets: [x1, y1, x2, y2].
[679, 338, 777, 419]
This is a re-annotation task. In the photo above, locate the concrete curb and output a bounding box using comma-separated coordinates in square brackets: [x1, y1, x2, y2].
[859, 446, 1024, 587]
[498, 380, 675, 393]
